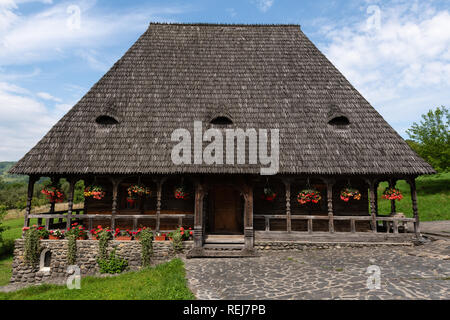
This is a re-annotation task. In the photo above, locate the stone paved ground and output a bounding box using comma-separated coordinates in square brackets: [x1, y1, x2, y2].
[184, 239, 450, 300]
[420, 221, 450, 237]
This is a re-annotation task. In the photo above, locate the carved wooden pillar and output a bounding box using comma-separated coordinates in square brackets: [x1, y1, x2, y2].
[367, 179, 377, 233]
[407, 178, 420, 237]
[243, 184, 254, 250]
[389, 179, 397, 215]
[47, 176, 58, 227]
[193, 181, 206, 249]
[283, 179, 291, 232]
[326, 180, 335, 233]
[24, 175, 38, 232]
[153, 177, 167, 233]
[66, 177, 77, 229]
[110, 177, 122, 230]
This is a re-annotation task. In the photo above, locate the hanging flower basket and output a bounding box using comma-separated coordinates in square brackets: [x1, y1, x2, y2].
[340, 187, 361, 202]
[127, 184, 151, 198]
[41, 186, 65, 203]
[174, 186, 189, 199]
[262, 187, 277, 201]
[382, 188, 403, 201]
[84, 185, 106, 200]
[297, 189, 322, 205]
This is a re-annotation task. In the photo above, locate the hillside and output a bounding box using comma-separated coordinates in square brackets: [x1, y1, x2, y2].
[0, 162, 27, 183]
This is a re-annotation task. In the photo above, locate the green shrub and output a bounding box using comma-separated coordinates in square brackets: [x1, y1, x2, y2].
[137, 228, 153, 267]
[97, 249, 128, 274]
[67, 234, 77, 265]
[97, 229, 113, 259]
[23, 226, 40, 266]
[171, 229, 183, 253]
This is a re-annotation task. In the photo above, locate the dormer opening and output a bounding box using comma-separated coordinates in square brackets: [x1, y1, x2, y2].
[328, 116, 350, 126]
[95, 115, 119, 125]
[210, 116, 233, 126]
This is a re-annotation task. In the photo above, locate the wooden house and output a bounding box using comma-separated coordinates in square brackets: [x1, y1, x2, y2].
[10, 23, 435, 256]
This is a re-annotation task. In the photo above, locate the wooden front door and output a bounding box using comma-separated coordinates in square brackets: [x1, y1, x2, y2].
[209, 186, 243, 234]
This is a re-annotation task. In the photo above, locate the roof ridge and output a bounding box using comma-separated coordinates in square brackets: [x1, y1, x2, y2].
[149, 22, 301, 28]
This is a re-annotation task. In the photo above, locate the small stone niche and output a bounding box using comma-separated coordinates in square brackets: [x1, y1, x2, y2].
[39, 249, 52, 274]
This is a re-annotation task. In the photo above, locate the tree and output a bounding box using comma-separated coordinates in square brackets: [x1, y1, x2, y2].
[406, 106, 449, 172]
[0, 204, 7, 244]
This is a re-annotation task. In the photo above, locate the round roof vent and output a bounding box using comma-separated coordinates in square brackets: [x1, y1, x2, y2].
[95, 115, 119, 125]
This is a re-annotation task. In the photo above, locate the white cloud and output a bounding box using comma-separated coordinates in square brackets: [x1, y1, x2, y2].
[37, 91, 62, 102]
[0, 0, 187, 66]
[0, 0, 187, 160]
[252, 0, 274, 13]
[0, 82, 66, 160]
[321, 1, 450, 136]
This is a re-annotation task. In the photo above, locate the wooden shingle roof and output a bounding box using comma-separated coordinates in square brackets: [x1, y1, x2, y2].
[10, 23, 435, 176]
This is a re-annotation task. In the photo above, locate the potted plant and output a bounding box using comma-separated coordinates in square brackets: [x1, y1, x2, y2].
[297, 189, 322, 205]
[90, 225, 112, 240]
[340, 187, 361, 202]
[154, 232, 166, 241]
[262, 187, 277, 201]
[49, 229, 65, 240]
[84, 185, 106, 200]
[174, 186, 189, 199]
[41, 185, 65, 203]
[37, 226, 50, 239]
[382, 187, 403, 201]
[66, 222, 87, 240]
[114, 229, 133, 241]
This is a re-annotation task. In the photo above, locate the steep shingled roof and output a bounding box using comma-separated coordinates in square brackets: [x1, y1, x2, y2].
[10, 23, 435, 175]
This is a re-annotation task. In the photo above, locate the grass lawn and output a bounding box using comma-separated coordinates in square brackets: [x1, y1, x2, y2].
[377, 172, 450, 221]
[0, 258, 195, 300]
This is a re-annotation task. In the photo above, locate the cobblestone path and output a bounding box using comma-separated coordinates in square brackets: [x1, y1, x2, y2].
[184, 240, 450, 300]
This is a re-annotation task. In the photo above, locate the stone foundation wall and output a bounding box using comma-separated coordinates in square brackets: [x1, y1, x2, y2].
[254, 241, 413, 251]
[11, 239, 193, 284]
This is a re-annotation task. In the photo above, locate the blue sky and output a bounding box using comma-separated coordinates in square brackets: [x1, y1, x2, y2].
[0, 0, 449, 161]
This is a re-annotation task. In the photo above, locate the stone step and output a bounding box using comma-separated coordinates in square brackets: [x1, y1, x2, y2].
[203, 243, 245, 250]
[186, 248, 259, 259]
[204, 235, 245, 244]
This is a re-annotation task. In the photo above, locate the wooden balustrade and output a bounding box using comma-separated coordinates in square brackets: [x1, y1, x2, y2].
[28, 211, 194, 234]
[255, 214, 416, 234]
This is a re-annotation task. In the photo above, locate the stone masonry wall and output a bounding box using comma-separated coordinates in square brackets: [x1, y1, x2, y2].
[11, 239, 193, 284]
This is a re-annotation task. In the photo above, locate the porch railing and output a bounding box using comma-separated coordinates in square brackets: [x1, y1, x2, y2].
[254, 214, 416, 234]
[27, 211, 194, 234]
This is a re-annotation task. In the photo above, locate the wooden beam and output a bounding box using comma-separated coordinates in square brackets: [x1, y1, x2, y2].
[307, 218, 313, 234]
[23, 175, 37, 232]
[407, 178, 420, 237]
[350, 219, 356, 233]
[48, 176, 58, 227]
[367, 179, 378, 233]
[110, 177, 123, 230]
[243, 183, 254, 249]
[66, 177, 77, 229]
[283, 179, 291, 232]
[193, 181, 206, 248]
[389, 179, 397, 215]
[326, 181, 334, 233]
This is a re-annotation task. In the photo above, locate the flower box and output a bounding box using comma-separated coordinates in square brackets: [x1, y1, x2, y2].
[115, 236, 132, 241]
[155, 235, 166, 241]
[49, 235, 59, 240]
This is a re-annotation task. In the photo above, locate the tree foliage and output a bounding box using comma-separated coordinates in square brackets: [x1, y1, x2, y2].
[406, 106, 449, 172]
[0, 174, 85, 211]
